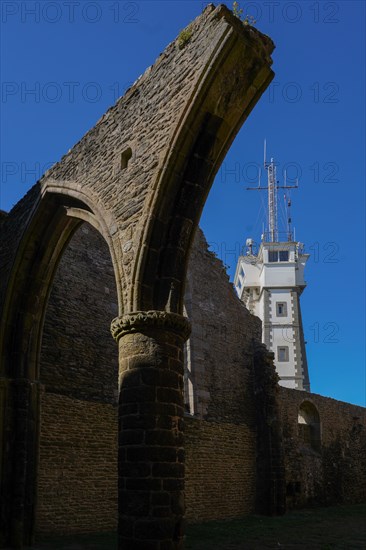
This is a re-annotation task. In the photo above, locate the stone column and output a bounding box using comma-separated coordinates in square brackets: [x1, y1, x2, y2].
[111, 311, 191, 550]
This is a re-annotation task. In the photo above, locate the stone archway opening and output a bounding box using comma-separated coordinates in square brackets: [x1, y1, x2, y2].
[36, 222, 119, 540]
[0, 190, 124, 548]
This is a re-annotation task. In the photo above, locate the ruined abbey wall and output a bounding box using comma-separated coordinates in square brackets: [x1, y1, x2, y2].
[185, 230, 260, 423]
[1, 6, 364, 545]
[182, 230, 261, 523]
[278, 388, 366, 509]
[37, 222, 261, 535]
[3, 208, 366, 539]
[37, 224, 119, 534]
[21, 219, 366, 536]
[0, 6, 277, 546]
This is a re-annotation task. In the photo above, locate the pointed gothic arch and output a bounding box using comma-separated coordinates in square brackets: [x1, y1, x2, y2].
[0, 5, 274, 548]
[0, 186, 123, 546]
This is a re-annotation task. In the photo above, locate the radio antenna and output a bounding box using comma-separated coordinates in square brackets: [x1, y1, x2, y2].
[246, 141, 299, 242]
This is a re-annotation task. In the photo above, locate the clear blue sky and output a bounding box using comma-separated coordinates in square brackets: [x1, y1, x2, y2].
[1, 1, 365, 406]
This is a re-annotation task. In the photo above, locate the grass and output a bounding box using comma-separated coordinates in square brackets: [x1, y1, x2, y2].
[177, 26, 193, 49]
[185, 504, 366, 549]
[30, 532, 117, 549]
[29, 504, 366, 549]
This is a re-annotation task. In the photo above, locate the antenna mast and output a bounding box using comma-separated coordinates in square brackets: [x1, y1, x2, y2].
[247, 141, 299, 242]
[266, 157, 278, 242]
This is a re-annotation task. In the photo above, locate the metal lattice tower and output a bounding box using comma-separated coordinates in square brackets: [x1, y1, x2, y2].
[267, 158, 278, 242]
[247, 141, 298, 242]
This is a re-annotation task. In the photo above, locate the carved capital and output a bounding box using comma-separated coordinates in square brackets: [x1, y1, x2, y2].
[111, 311, 191, 342]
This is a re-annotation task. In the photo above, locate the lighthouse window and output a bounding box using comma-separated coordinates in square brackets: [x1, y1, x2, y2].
[276, 302, 287, 317]
[278, 346, 289, 362]
[268, 250, 278, 262]
[268, 250, 289, 262]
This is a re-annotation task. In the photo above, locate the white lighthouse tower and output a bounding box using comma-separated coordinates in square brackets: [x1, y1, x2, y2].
[234, 146, 310, 391]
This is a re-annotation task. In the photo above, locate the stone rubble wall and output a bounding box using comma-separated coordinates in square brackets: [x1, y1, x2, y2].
[0, 5, 278, 546]
[185, 417, 256, 522]
[37, 393, 118, 534]
[278, 387, 366, 508]
[35, 220, 366, 536]
[186, 230, 261, 423]
[36, 222, 261, 534]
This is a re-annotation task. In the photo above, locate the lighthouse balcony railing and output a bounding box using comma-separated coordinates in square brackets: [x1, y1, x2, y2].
[261, 231, 294, 243]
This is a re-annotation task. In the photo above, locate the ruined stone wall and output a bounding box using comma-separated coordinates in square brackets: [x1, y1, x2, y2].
[0, 7, 276, 545]
[36, 222, 261, 535]
[0, 185, 40, 328]
[184, 230, 261, 522]
[37, 394, 118, 534]
[278, 388, 366, 509]
[185, 417, 256, 522]
[186, 230, 261, 422]
[23, 213, 366, 538]
[40, 224, 119, 403]
[37, 223, 119, 535]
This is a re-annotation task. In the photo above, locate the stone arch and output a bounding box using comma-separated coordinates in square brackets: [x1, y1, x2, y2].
[133, 40, 274, 314]
[1, 187, 123, 380]
[298, 400, 321, 452]
[0, 186, 123, 547]
[0, 5, 274, 549]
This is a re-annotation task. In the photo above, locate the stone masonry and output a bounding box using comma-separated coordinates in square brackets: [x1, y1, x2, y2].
[4, 209, 364, 543]
[3, 4, 364, 549]
[32, 209, 366, 541]
[278, 388, 366, 509]
[36, 222, 262, 535]
[0, 5, 275, 547]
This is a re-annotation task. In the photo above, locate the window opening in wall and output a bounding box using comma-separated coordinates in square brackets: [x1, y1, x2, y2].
[298, 401, 321, 452]
[277, 346, 289, 362]
[268, 250, 289, 262]
[121, 147, 132, 170]
[276, 302, 287, 317]
[183, 337, 195, 415]
[268, 250, 278, 262]
[279, 250, 289, 261]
